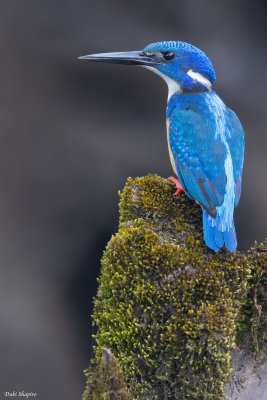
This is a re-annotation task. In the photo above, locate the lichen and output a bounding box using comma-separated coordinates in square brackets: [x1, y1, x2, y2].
[83, 174, 263, 400]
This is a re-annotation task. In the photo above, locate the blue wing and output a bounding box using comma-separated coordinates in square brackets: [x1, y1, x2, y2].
[227, 108, 245, 206]
[168, 104, 227, 218]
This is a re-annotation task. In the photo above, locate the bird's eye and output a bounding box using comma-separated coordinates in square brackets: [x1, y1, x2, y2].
[163, 51, 174, 61]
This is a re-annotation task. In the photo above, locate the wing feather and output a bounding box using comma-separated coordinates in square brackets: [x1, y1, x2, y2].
[169, 106, 227, 217]
[227, 108, 245, 207]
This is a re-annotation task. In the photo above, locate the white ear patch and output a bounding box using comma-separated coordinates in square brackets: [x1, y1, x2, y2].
[187, 69, 212, 90]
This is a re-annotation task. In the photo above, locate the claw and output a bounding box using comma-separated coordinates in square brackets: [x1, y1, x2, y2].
[168, 176, 185, 195]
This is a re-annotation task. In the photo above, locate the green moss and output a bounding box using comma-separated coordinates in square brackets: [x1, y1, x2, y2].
[83, 174, 256, 400]
[236, 240, 267, 352]
[118, 174, 203, 241]
[83, 347, 130, 400]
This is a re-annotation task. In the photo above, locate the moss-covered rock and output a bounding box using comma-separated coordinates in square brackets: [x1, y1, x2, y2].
[236, 240, 267, 352]
[83, 347, 129, 400]
[83, 174, 265, 400]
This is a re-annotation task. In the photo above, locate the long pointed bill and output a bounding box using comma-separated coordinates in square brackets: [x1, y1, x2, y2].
[78, 50, 163, 66]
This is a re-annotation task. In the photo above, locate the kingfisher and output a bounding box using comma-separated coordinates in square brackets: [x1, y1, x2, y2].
[79, 41, 245, 252]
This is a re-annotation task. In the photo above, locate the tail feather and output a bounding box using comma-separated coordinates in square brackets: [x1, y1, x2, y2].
[203, 210, 237, 252]
[223, 228, 237, 252]
[214, 229, 224, 249]
[203, 210, 220, 252]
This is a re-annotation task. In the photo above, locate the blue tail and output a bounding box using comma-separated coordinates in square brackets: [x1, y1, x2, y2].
[202, 210, 237, 252]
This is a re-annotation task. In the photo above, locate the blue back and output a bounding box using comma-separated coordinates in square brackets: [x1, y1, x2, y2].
[167, 91, 244, 251]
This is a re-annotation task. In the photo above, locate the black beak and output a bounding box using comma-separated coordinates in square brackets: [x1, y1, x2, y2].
[78, 50, 163, 66]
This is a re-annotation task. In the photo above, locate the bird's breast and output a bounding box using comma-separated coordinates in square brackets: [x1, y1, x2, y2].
[166, 118, 177, 176]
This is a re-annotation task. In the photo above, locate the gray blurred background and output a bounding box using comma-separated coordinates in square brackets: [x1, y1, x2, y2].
[0, 1, 266, 399]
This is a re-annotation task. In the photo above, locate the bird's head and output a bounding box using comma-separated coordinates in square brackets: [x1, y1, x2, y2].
[79, 41, 216, 98]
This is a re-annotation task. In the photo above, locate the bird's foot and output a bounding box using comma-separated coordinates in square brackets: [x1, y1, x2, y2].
[168, 176, 185, 195]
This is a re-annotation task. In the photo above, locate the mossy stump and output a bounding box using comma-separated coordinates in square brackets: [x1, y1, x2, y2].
[83, 174, 266, 400]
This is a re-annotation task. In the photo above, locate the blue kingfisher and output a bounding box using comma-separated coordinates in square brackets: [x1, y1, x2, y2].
[79, 41, 245, 252]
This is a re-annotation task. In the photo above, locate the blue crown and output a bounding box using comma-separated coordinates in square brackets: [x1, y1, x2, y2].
[143, 41, 216, 85]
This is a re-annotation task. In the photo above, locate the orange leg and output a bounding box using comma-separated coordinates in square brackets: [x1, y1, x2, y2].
[168, 176, 185, 195]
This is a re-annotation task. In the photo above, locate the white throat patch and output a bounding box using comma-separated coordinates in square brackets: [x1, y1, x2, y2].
[144, 66, 182, 100]
[187, 69, 212, 91]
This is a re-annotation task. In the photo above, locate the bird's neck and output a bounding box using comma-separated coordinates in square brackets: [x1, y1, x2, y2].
[145, 66, 212, 100]
[145, 67, 182, 100]
[165, 75, 182, 101]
